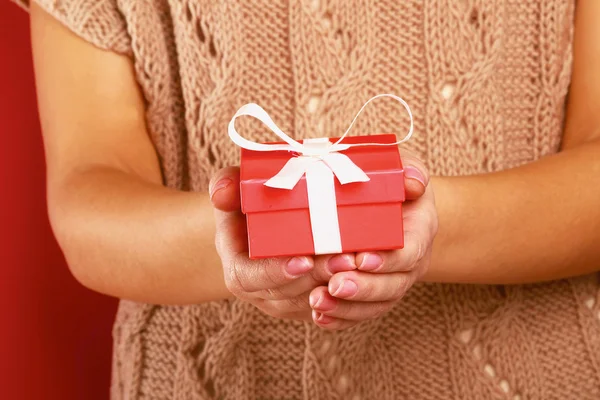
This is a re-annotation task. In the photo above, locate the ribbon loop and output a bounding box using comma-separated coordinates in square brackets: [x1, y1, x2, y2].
[333, 93, 414, 147]
[228, 93, 414, 157]
[228, 103, 303, 153]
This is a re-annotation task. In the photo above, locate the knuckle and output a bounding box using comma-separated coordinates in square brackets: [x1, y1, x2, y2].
[269, 299, 296, 315]
[226, 255, 249, 295]
[392, 275, 411, 300]
[414, 238, 426, 263]
[405, 232, 425, 270]
[371, 303, 392, 320]
[380, 251, 399, 273]
[310, 264, 329, 284]
[420, 205, 438, 236]
[287, 295, 309, 311]
[309, 257, 331, 283]
[268, 298, 308, 319]
[359, 280, 376, 299]
[259, 305, 286, 320]
[255, 299, 310, 322]
[269, 300, 287, 314]
[264, 259, 286, 286]
[334, 303, 352, 320]
[257, 300, 289, 319]
[263, 287, 287, 301]
[253, 299, 283, 320]
[214, 232, 226, 257]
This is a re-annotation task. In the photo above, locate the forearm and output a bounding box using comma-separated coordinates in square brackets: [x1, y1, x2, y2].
[426, 139, 600, 284]
[49, 166, 231, 305]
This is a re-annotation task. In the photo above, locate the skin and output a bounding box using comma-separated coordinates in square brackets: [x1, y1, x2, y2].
[30, 1, 600, 332]
[210, 163, 434, 326]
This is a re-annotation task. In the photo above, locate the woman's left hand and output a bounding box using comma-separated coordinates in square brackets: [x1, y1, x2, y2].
[309, 151, 438, 330]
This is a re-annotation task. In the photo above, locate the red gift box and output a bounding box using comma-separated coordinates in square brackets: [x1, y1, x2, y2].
[240, 134, 405, 259]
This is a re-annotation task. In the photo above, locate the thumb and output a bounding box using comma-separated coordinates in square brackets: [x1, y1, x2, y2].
[400, 150, 430, 201]
[209, 166, 241, 212]
[209, 166, 247, 255]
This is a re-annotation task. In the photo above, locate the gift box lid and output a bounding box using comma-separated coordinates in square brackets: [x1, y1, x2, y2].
[240, 134, 405, 214]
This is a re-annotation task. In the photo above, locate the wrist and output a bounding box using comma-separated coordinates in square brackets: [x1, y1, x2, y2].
[420, 175, 465, 283]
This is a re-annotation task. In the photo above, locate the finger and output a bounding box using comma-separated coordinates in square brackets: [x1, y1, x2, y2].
[255, 274, 323, 300]
[260, 307, 312, 322]
[252, 253, 356, 300]
[356, 192, 436, 274]
[214, 197, 316, 295]
[227, 254, 316, 293]
[400, 149, 429, 200]
[312, 253, 358, 282]
[210, 167, 248, 256]
[312, 310, 360, 331]
[328, 270, 416, 302]
[259, 293, 312, 321]
[355, 232, 424, 274]
[309, 286, 395, 321]
[209, 166, 241, 212]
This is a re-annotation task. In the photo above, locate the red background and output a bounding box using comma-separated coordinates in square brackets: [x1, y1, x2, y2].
[0, 3, 118, 399]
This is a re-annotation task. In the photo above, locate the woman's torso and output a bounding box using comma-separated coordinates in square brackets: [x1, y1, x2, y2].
[108, 1, 600, 399]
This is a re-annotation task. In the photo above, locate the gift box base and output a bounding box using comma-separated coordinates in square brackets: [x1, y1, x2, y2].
[246, 202, 404, 259]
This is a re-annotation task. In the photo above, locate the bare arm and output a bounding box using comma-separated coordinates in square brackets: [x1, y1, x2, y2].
[426, 0, 600, 284]
[31, 4, 230, 304]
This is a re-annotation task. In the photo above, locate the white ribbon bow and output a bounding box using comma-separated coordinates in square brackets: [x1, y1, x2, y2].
[228, 94, 414, 255]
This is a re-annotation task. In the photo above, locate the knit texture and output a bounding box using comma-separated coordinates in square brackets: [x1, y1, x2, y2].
[16, 0, 600, 399]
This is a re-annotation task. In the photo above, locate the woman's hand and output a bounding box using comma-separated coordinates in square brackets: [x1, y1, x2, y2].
[210, 167, 358, 321]
[210, 150, 436, 327]
[309, 151, 438, 330]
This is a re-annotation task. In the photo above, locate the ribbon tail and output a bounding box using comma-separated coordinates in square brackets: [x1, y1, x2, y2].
[324, 153, 370, 184]
[305, 161, 343, 255]
[264, 157, 315, 190]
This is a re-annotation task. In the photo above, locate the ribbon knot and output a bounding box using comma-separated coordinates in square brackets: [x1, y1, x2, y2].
[228, 94, 414, 255]
[263, 138, 370, 190]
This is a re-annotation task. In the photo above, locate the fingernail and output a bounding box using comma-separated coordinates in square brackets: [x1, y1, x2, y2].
[328, 254, 356, 274]
[404, 166, 426, 186]
[312, 309, 320, 322]
[330, 279, 358, 298]
[313, 310, 334, 325]
[209, 178, 232, 200]
[309, 293, 320, 308]
[317, 313, 334, 324]
[310, 293, 336, 312]
[286, 256, 313, 277]
[359, 253, 383, 271]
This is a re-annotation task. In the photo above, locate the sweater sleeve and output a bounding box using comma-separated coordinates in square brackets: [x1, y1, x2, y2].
[13, 0, 131, 56]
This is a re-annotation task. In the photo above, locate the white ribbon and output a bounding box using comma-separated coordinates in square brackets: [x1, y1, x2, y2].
[228, 94, 414, 255]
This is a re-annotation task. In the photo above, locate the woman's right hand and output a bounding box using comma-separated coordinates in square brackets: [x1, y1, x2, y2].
[209, 167, 358, 321]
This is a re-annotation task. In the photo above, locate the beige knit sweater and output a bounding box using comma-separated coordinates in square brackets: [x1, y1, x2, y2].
[16, 0, 600, 399]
